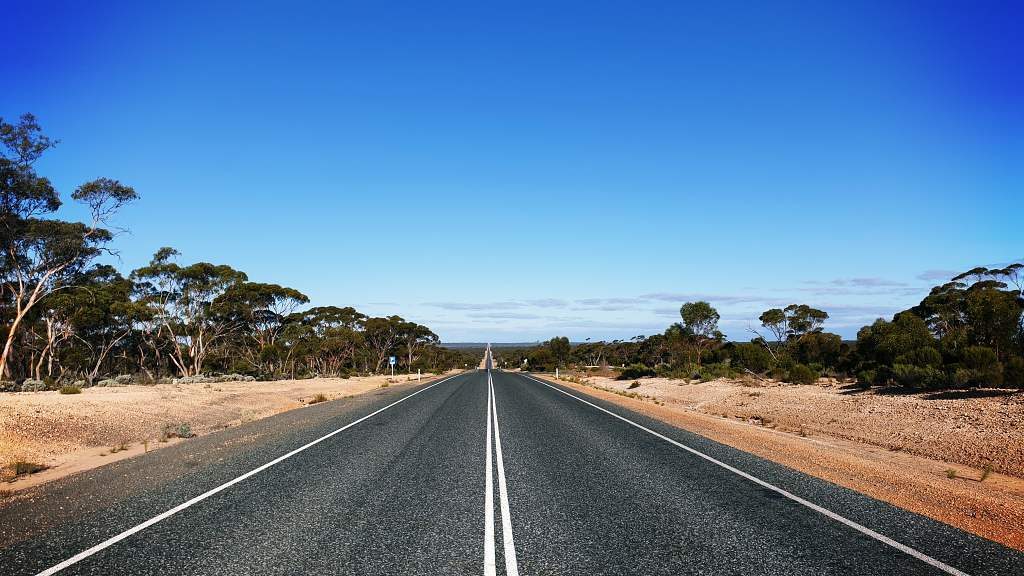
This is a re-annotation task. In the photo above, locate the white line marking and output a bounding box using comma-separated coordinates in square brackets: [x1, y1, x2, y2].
[489, 370, 520, 576]
[484, 370, 497, 576]
[521, 374, 971, 576]
[35, 373, 464, 576]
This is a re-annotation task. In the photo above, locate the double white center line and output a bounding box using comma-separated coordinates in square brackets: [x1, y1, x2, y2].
[484, 368, 519, 576]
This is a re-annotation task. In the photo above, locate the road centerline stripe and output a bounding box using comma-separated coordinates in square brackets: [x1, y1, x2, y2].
[484, 370, 497, 576]
[35, 372, 464, 576]
[521, 373, 971, 576]
[490, 370, 520, 576]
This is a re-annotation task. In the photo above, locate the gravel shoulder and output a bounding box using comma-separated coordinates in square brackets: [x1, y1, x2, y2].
[0, 373, 446, 490]
[532, 372, 1024, 551]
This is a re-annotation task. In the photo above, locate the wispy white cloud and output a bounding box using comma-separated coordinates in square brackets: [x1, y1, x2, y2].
[525, 298, 569, 308]
[916, 269, 957, 282]
[814, 277, 909, 287]
[423, 301, 526, 311]
[466, 312, 545, 320]
[640, 292, 790, 306]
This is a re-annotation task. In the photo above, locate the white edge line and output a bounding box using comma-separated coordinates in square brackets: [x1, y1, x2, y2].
[490, 370, 520, 576]
[36, 372, 464, 576]
[521, 373, 971, 576]
[484, 370, 497, 576]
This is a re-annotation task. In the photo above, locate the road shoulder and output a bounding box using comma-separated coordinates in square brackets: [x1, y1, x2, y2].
[528, 372, 1024, 551]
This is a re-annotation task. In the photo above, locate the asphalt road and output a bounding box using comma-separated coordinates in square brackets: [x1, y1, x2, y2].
[2, 361, 1023, 575]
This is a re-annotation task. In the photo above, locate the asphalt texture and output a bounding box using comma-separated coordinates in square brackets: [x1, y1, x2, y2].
[2, 367, 1023, 575]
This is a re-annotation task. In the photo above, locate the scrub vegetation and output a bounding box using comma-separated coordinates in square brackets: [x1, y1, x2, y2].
[502, 267, 1024, 391]
[0, 114, 473, 391]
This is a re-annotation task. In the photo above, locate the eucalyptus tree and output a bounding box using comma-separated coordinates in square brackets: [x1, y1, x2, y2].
[284, 306, 366, 377]
[216, 282, 309, 374]
[65, 265, 142, 383]
[362, 315, 405, 373]
[679, 301, 722, 367]
[399, 321, 438, 372]
[131, 248, 247, 377]
[547, 336, 571, 367]
[0, 114, 136, 379]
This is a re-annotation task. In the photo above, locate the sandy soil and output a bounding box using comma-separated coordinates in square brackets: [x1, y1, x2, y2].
[0, 373, 441, 490]
[538, 372, 1024, 551]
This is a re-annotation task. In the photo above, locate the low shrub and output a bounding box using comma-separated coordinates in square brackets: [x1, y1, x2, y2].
[616, 364, 655, 380]
[856, 369, 878, 387]
[19, 379, 47, 392]
[697, 362, 738, 382]
[627, 381, 641, 389]
[162, 423, 195, 439]
[11, 461, 48, 476]
[172, 374, 256, 385]
[655, 364, 695, 380]
[891, 364, 946, 389]
[730, 343, 774, 373]
[59, 385, 82, 395]
[1005, 357, 1024, 388]
[308, 393, 328, 404]
[786, 364, 819, 385]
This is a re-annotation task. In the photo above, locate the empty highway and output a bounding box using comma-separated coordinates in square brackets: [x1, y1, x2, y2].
[1, 352, 1022, 575]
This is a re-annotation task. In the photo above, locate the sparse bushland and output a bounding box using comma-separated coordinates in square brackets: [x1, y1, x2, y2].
[510, 264, 1023, 391]
[0, 114, 470, 390]
[617, 364, 656, 380]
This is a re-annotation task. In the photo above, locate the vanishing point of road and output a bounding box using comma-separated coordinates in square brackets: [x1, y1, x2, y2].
[1, 347, 1022, 575]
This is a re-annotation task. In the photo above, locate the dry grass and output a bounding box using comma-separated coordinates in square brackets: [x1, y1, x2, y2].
[3, 461, 48, 481]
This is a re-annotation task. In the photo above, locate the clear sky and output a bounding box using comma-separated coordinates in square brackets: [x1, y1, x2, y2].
[3, 1, 1021, 342]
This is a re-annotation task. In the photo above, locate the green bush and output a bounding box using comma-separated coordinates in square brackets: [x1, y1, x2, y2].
[731, 343, 773, 373]
[59, 385, 82, 394]
[856, 369, 878, 387]
[19, 379, 47, 392]
[891, 364, 946, 389]
[617, 364, 655, 380]
[1005, 357, 1024, 388]
[955, 346, 1003, 387]
[895, 346, 943, 368]
[786, 364, 819, 385]
[697, 362, 737, 381]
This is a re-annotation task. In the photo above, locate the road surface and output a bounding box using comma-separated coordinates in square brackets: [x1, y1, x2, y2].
[2, 352, 1022, 575]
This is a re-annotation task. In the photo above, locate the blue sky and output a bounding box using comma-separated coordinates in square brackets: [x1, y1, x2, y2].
[3, 1, 1021, 342]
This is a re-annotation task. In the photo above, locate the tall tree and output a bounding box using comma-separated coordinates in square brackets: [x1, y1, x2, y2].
[132, 249, 247, 376]
[0, 115, 136, 378]
[66, 265, 142, 383]
[216, 282, 309, 374]
[680, 301, 722, 367]
[363, 315, 405, 373]
[547, 336, 571, 367]
[399, 321, 438, 372]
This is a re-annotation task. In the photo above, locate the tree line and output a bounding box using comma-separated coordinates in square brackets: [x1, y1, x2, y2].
[1, 114, 471, 391]
[498, 265, 1024, 390]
